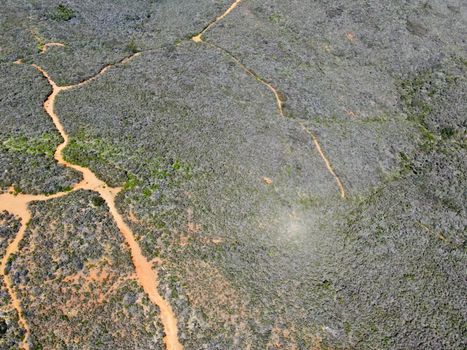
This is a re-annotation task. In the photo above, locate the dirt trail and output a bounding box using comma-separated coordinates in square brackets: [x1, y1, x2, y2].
[192, 0, 347, 199]
[0, 188, 77, 349]
[1, 193, 32, 350]
[40, 42, 64, 54]
[300, 125, 346, 198]
[0, 52, 182, 350]
[192, 0, 242, 43]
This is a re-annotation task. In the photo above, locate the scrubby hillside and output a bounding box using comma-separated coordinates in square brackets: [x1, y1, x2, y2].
[0, 1, 465, 349]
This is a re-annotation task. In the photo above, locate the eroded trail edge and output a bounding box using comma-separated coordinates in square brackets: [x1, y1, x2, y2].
[0, 54, 182, 350]
[192, 0, 346, 199]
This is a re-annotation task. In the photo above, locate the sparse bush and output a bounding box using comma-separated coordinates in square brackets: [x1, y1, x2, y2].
[126, 39, 139, 54]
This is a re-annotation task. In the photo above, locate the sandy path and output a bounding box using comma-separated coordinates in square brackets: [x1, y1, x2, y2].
[0, 53, 182, 350]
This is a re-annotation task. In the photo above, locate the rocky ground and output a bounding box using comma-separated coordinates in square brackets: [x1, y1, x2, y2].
[0, 1, 465, 349]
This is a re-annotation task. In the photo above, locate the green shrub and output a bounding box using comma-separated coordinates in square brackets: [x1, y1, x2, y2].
[3, 133, 59, 157]
[440, 127, 455, 139]
[51, 4, 76, 21]
[126, 39, 139, 53]
[123, 174, 138, 190]
[91, 196, 106, 207]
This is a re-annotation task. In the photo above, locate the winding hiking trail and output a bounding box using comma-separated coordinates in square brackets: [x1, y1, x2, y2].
[192, 0, 242, 43]
[192, 0, 346, 199]
[40, 42, 65, 54]
[0, 53, 182, 350]
[1, 3, 345, 347]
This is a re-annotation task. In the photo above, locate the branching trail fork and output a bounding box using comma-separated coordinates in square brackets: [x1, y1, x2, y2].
[1, 51, 182, 350]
